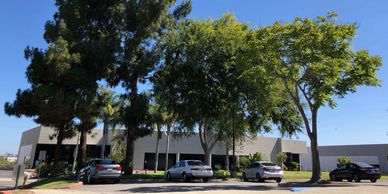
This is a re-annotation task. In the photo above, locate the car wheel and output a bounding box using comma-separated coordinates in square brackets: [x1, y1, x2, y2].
[166, 173, 172, 181]
[347, 178, 353, 182]
[256, 173, 263, 182]
[370, 178, 377, 183]
[353, 174, 361, 182]
[86, 173, 94, 184]
[276, 178, 282, 183]
[77, 174, 82, 182]
[203, 177, 209, 183]
[242, 173, 248, 181]
[329, 174, 336, 181]
[182, 173, 189, 182]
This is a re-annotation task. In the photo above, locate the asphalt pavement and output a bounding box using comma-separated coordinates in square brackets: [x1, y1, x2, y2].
[72, 179, 388, 193]
[0, 169, 14, 191]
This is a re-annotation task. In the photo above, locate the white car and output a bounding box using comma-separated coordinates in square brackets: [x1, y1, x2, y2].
[166, 160, 213, 182]
[242, 161, 283, 183]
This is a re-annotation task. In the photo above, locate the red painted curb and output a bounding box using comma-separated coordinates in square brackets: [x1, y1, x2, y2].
[0, 191, 12, 194]
[61, 181, 83, 189]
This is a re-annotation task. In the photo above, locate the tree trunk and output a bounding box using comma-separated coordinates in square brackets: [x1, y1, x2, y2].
[164, 124, 171, 173]
[225, 144, 230, 171]
[123, 77, 138, 175]
[309, 134, 321, 182]
[53, 128, 64, 171]
[77, 128, 87, 172]
[124, 128, 135, 175]
[101, 119, 109, 159]
[309, 108, 321, 182]
[203, 148, 211, 166]
[154, 125, 160, 173]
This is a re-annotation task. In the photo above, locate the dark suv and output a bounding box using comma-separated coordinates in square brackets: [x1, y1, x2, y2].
[329, 162, 381, 182]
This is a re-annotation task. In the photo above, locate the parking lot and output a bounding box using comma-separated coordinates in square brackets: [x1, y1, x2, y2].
[62, 180, 388, 194]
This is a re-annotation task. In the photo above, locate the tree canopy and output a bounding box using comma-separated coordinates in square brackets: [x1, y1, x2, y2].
[246, 12, 382, 182]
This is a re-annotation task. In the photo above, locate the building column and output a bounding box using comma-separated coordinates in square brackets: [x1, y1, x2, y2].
[176, 153, 180, 162]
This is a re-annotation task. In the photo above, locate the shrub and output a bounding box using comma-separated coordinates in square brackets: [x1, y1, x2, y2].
[214, 164, 222, 171]
[248, 152, 267, 163]
[337, 156, 352, 165]
[0, 156, 16, 170]
[35, 161, 71, 177]
[238, 156, 250, 169]
[285, 162, 299, 171]
[276, 152, 287, 168]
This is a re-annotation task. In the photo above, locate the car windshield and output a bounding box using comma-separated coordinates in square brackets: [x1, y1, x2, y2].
[261, 162, 277, 166]
[354, 162, 373, 168]
[95, 160, 118, 165]
[187, 161, 205, 166]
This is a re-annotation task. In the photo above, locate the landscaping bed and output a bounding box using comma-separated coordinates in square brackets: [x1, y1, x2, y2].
[25, 176, 80, 189]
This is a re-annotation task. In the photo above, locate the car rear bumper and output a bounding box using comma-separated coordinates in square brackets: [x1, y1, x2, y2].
[360, 173, 381, 179]
[188, 172, 213, 178]
[262, 171, 283, 179]
[94, 173, 122, 179]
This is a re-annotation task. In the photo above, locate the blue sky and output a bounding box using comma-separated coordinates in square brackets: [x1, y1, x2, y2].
[1, 0, 387, 154]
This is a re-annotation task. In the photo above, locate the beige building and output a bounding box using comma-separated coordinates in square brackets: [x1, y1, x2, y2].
[17, 126, 307, 170]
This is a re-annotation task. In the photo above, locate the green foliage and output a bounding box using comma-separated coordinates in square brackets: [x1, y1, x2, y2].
[337, 156, 352, 165]
[0, 156, 15, 170]
[248, 152, 267, 163]
[214, 164, 223, 171]
[285, 162, 300, 171]
[36, 161, 71, 177]
[238, 156, 250, 169]
[276, 152, 287, 166]
[246, 12, 382, 182]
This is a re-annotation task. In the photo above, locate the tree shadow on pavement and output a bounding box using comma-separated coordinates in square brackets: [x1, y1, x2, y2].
[119, 184, 280, 193]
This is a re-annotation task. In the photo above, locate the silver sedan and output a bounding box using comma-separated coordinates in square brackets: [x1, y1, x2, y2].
[242, 161, 283, 183]
[166, 160, 213, 182]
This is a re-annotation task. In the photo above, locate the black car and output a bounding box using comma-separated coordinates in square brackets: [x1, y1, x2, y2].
[329, 162, 381, 183]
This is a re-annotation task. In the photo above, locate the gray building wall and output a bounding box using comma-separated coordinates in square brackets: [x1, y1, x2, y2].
[18, 126, 307, 170]
[133, 133, 307, 170]
[17, 126, 41, 167]
[300, 144, 388, 172]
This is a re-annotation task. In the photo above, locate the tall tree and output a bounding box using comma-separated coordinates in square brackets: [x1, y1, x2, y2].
[43, 0, 124, 168]
[97, 87, 121, 159]
[248, 13, 382, 182]
[154, 14, 251, 165]
[109, 0, 192, 175]
[154, 13, 302, 167]
[4, 36, 79, 173]
[76, 92, 99, 170]
[148, 103, 163, 172]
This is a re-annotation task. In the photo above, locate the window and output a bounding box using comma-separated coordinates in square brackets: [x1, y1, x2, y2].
[95, 159, 118, 165]
[187, 161, 205, 166]
[354, 162, 373, 168]
[261, 162, 276, 166]
[178, 162, 185, 167]
[338, 164, 346, 170]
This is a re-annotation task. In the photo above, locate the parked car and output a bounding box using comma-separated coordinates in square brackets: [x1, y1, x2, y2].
[329, 162, 381, 183]
[242, 161, 283, 183]
[78, 159, 122, 184]
[166, 160, 213, 182]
